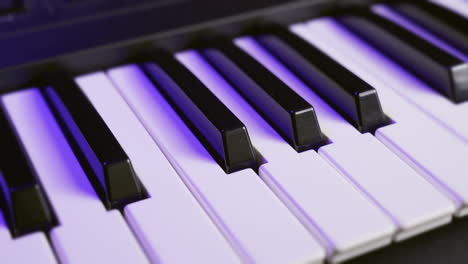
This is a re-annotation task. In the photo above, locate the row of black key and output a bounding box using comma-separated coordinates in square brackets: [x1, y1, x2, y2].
[2, 0, 468, 239]
[389, 1, 468, 56]
[337, 8, 468, 103]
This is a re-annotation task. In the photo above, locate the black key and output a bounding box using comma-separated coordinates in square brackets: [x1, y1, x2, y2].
[141, 49, 257, 173]
[42, 76, 143, 209]
[390, 1, 468, 56]
[252, 24, 388, 133]
[0, 0, 20, 14]
[337, 10, 468, 103]
[199, 36, 326, 152]
[0, 106, 56, 237]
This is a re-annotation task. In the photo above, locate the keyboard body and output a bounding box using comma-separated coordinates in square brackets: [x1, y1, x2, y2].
[2, 0, 468, 263]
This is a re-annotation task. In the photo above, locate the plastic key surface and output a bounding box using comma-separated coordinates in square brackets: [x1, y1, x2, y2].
[432, 0, 468, 17]
[252, 24, 388, 133]
[141, 50, 257, 174]
[337, 10, 468, 103]
[372, 4, 468, 62]
[43, 77, 143, 209]
[0, 212, 56, 264]
[178, 50, 398, 263]
[108, 64, 325, 264]
[199, 36, 326, 152]
[389, 1, 468, 55]
[2, 88, 149, 264]
[0, 107, 56, 237]
[75, 72, 240, 264]
[237, 34, 455, 245]
[310, 17, 468, 145]
[304, 18, 468, 217]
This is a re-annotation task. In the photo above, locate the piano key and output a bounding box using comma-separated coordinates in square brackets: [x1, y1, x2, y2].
[337, 10, 468, 103]
[236, 35, 455, 242]
[0, 212, 56, 264]
[372, 4, 468, 62]
[198, 37, 326, 152]
[385, 1, 468, 56]
[2, 88, 149, 264]
[304, 17, 468, 217]
[141, 50, 257, 173]
[0, 107, 56, 237]
[319, 134, 454, 241]
[235, 37, 360, 144]
[75, 72, 240, 264]
[252, 24, 389, 133]
[432, 0, 468, 17]
[43, 77, 143, 209]
[325, 17, 468, 144]
[177, 50, 397, 262]
[108, 64, 325, 264]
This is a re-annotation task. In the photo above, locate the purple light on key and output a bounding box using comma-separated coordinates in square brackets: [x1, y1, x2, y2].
[373, 4, 468, 61]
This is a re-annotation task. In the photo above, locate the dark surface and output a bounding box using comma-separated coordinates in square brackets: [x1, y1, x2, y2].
[199, 37, 327, 152]
[42, 77, 143, 209]
[0, 0, 20, 14]
[142, 50, 257, 173]
[345, 217, 468, 264]
[337, 10, 468, 103]
[390, 1, 468, 60]
[252, 24, 389, 133]
[0, 0, 335, 91]
[0, 106, 56, 237]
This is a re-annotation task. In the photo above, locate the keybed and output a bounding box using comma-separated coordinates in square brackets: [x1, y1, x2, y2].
[2, 0, 468, 263]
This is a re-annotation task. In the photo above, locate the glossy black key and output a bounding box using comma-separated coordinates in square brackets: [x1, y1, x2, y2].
[0, 0, 20, 14]
[252, 24, 388, 133]
[199, 36, 326, 152]
[389, 1, 468, 55]
[0, 106, 56, 237]
[141, 49, 257, 173]
[337, 10, 468, 103]
[43, 76, 143, 209]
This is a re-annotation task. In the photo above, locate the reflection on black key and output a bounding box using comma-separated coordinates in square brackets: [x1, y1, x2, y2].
[199, 36, 326, 152]
[141, 49, 257, 173]
[42, 77, 143, 209]
[337, 10, 468, 103]
[0, 106, 56, 237]
[390, 1, 468, 55]
[252, 24, 388, 133]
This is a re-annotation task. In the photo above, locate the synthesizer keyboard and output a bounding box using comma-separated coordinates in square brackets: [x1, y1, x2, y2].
[1, 0, 468, 263]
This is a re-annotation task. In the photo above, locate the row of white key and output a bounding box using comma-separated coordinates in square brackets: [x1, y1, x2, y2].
[3, 4, 468, 263]
[1, 89, 148, 264]
[235, 34, 455, 247]
[75, 72, 241, 264]
[301, 18, 468, 217]
[107, 65, 325, 264]
[366, 3, 468, 146]
[177, 50, 396, 263]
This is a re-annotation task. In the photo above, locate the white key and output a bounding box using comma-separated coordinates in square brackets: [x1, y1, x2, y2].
[1, 89, 148, 264]
[431, 0, 468, 17]
[0, 212, 56, 264]
[236, 34, 455, 241]
[75, 72, 240, 264]
[303, 18, 468, 216]
[177, 50, 396, 263]
[372, 4, 468, 61]
[326, 9, 468, 145]
[319, 134, 454, 241]
[108, 64, 325, 264]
